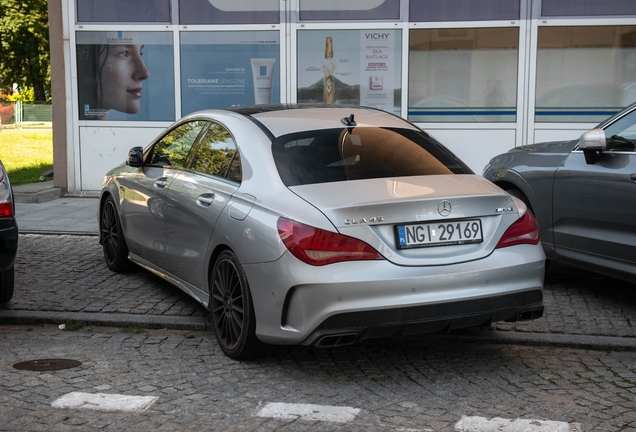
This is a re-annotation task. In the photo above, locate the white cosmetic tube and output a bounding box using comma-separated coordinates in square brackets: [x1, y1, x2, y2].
[250, 58, 276, 104]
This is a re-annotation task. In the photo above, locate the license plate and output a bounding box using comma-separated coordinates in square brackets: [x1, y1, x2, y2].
[396, 219, 483, 249]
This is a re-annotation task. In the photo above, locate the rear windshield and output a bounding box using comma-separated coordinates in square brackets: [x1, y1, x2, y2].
[272, 127, 471, 186]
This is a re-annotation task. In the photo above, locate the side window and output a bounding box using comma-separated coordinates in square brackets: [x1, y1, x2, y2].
[604, 110, 636, 151]
[227, 151, 242, 183]
[191, 122, 241, 182]
[148, 121, 207, 168]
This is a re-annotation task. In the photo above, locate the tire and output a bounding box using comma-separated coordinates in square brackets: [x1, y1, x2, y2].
[0, 264, 14, 304]
[210, 250, 270, 360]
[101, 196, 131, 272]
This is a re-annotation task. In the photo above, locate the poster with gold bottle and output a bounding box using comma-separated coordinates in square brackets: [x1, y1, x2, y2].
[297, 29, 402, 114]
[323, 36, 336, 104]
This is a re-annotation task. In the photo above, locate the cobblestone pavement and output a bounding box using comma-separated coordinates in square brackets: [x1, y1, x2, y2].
[2, 234, 636, 345]
[1, 234, 636, 431]
[1, 325, 635, 431]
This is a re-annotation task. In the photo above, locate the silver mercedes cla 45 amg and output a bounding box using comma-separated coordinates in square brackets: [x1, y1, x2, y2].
[99, 105, 545, 359]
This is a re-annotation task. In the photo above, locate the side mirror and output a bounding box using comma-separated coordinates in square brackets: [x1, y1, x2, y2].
[578, 129, 606, 165]
[126, 146, 144, 167]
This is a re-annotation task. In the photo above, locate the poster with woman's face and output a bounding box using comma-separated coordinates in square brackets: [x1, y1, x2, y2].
[76, 31, 175, 121]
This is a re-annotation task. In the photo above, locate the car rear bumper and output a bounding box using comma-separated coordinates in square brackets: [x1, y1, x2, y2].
[302, 290, 543, 347]
[245, 243, 545, 345]
[0, 217, 18, 271]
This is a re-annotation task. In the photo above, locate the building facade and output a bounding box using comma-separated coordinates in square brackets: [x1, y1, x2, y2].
[49, 0, 636, 192]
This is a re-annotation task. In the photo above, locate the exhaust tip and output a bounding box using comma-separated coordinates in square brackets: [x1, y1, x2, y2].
[518, 307, 544, 321]
[315, 333, 358, 348]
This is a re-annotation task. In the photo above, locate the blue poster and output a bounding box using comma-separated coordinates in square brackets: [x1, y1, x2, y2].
[180, 31, 280, 115]
[76, 31, 175, 121]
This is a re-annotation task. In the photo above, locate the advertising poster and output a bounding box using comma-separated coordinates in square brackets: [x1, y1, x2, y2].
[76, 31, 175, 121]
[297, 29, 401, 114]
[180, 31, 280, 115]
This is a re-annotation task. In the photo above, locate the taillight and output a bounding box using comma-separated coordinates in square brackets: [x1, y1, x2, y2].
[0, 166, 13, 217]
[496, 211, 539, 249]
[277, 217, 384, 266]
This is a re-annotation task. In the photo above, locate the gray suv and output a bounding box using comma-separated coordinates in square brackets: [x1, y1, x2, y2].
[483, 102, 636, 284]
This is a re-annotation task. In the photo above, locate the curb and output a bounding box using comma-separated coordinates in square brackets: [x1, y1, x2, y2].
[1, 309, 635, 352]
[417, 328, 636, 352]
[19, 230, 99, 236]
[0, 310, 210, 331]
[13, 187, 63, 204]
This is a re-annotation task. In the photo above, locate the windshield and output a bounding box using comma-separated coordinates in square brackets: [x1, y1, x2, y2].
[272, 127, 471, 186]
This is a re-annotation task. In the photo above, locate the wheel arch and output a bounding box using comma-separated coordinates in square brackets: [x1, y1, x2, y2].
[493, 175, 556, 258]
[207, 243, 232, 290]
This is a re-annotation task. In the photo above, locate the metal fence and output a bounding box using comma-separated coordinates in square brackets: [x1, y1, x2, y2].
[1, 101, 52, 129]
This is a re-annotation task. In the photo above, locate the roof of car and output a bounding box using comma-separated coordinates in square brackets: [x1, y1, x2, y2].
[222, 104, 418, 138]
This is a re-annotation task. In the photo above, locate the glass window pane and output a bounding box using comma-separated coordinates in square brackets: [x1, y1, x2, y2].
[76, 0, 171, 23]
[272, 128, 468, 187]
[192, 123, 239, 178]
[542, 0, 636, 17]
[180, 32, 280, 115]
[179, 0, 279, 24]
[149, 121, 207, 168]
[605, 111, 636, 143]
[76, 31, 175, 121]
[535, 26, 636, 123]
[298, 0, 399, 21]
[226, 151, 242, 182]
[410, 0, 519, 22]
[408, 28, 519, 123]
[297, 30, 402, 115]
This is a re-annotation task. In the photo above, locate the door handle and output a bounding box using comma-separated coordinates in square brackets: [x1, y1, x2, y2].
[197, 193, 216, 207]
[154, 178, 168, 189]
[630, 174, 636, 182]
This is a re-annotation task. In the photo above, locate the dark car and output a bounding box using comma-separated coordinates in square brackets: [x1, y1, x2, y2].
[483, 102, 636, 284]
[0, 159, 18, 303]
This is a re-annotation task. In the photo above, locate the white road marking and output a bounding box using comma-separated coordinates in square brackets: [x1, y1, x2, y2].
[257, 402, 360, 423]
[455, 416, 581, 432]
[51, 392, 158, 412]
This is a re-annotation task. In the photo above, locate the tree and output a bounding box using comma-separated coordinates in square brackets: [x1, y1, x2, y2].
[0, 0, 50, 101]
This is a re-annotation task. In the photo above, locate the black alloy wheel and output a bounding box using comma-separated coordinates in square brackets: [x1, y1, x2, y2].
[101, 196, 130, 272]
[210, 250, 269, 360]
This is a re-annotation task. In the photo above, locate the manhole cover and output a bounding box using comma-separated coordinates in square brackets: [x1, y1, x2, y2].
[13, 359, 82, 371]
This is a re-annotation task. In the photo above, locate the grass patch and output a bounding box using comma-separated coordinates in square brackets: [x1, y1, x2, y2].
[0, 129, 53, 186]
[64, 320, 87, 331]
[120, 325, 147, 334]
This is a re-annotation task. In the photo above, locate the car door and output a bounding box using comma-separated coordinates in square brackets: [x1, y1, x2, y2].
[552, 108, 636, 274]
[163, 121, 241, 289]
[122, 120, 207, 269]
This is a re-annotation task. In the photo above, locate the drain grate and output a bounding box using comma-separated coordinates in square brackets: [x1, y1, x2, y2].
[13, 359, 82, 371]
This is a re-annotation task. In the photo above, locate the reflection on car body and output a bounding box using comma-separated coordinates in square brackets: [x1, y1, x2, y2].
[483, 102, 636, 284]
[99, 104, 545, 359]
